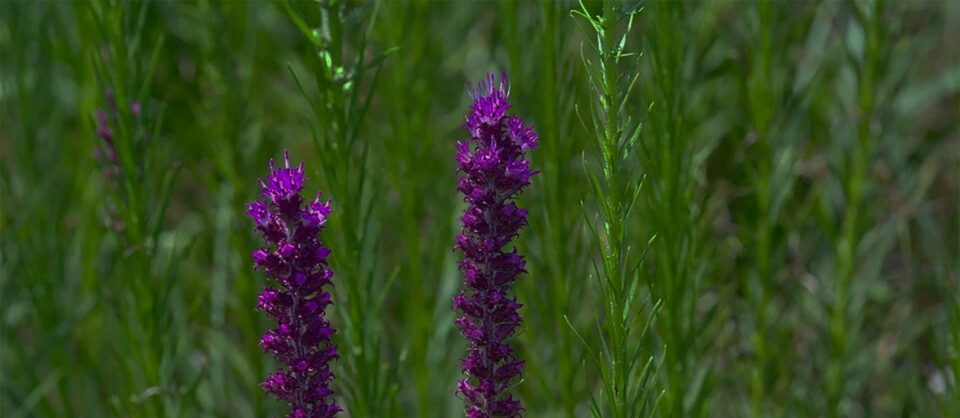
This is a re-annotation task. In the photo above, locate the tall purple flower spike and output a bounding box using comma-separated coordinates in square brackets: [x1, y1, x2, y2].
[453, 73, 538, 418]
[247, 151, 340, 418]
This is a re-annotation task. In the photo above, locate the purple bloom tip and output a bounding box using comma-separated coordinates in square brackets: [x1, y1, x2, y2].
[260, 151, 307, 204]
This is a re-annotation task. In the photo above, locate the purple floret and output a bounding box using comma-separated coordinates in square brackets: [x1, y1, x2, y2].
[453, 73, 538, 418]
[247, 151, 340, 418]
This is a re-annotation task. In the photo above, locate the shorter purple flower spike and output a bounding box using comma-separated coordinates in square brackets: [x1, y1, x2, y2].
[453, 73, 538, 418]
[93, 93, 143, 181]
[248, 150, 340, 418]
[93, 90, 144, 232]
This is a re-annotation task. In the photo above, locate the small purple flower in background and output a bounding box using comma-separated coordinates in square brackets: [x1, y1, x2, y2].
[93, 89, 142, 231]
[94, 89, 144, 182]
[453, 73, 538, 418]
[247, 151, 341, 418]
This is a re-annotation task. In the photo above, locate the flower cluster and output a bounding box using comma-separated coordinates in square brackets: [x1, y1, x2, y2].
[247, 151, 340, 418]
[453, 73, 538, 418]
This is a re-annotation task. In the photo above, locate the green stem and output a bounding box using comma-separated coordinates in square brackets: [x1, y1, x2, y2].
[750, 1, 774, 416]
[599, 1, 629, 415]
[827, 1, 879, 416]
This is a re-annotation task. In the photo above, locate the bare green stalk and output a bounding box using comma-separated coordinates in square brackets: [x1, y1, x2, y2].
[571, 1, 659, 417]
[746, 1, 775, 416]
[642, 2, 714, 416]
[826, 1, 882, 416]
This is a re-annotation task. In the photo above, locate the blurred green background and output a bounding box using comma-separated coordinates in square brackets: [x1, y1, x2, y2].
[1, 0, 957, 417]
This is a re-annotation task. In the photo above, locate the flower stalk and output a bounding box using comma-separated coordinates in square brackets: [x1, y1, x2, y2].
[453, 73, 538, 418]
[248, 151, 341, 418]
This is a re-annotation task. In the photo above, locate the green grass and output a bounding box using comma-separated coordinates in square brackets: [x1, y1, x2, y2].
[1, 1, 958, 417]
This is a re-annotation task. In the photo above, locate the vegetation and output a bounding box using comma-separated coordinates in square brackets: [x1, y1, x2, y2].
[1, 1, 957, 417]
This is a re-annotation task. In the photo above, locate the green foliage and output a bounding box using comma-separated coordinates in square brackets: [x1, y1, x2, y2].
[571, 0, 660, 417]
[283, 1, 400, 414]
[1, 1, 957, 417]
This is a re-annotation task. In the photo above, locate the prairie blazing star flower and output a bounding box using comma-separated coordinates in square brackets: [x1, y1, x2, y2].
[453, 73, 538, 418]
[247, 151, 340, 418]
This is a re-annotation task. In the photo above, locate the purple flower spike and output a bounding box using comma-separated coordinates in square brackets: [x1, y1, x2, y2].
[93, 93, 143, 184]
[453, 73, 538, 418]
[248, 151, 340, 418]
[93, 90, 144, 232]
